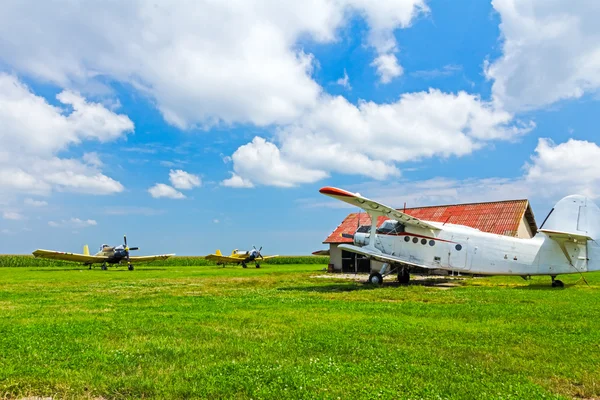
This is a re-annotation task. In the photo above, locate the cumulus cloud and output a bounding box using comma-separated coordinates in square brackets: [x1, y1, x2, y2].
[148, 183, 186, 199]
[0, 74, 131, 196]
[0, 1, 427, 128]
[221, 173, 255, 189]
[223, 137, 328, 188]
[487, 0, 600, 111]
[336, 69, 351, 89]
[169, 169, 201, 190]
[225, 90, 533, 187]
[371, 54, 403, 83]
[48, 218, 97, 228]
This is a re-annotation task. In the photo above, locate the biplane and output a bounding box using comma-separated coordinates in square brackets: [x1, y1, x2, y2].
[320, 186, 600, 287]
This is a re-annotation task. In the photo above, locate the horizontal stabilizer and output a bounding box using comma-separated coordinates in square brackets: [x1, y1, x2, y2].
[539, 229, 592, 241]
[338, 244, 437, 269]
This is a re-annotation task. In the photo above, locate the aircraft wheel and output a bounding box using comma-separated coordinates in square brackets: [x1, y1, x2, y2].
[255, 264, 260, 268]
[552, 279, 564, 288]
[101, 264, 107, 271]
[242, 262, 247, 268]
[368, 272, 383, 285]
[398, 268, 410, 284]
[128, 264, 134, 271]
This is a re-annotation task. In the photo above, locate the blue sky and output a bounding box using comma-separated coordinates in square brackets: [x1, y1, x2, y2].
[1, 0, 600, 255]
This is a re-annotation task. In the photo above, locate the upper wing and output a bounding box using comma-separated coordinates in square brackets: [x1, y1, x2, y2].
[319, 187, 439, 231]
[205, 254, 242, 263]
[259, 255, 278, 260]
[32, 249, 107, 264]
[129, 254, 175, 263]
[338, 244, 438, 269]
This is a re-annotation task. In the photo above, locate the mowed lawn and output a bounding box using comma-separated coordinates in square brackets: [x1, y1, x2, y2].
[1, 264, 599, 399]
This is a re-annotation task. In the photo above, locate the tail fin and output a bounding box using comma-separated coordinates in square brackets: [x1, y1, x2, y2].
[540, 195, 600, 240]
[83, 245, 90, 256]
[215, 250, 222, 256]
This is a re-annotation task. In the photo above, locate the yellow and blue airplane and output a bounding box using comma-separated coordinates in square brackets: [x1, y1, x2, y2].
[33, 235, 174, 270]
[205, 246, 277, 268]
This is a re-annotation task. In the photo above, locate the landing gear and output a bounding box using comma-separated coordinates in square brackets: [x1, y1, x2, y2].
[368, 272, 383, 285]
[242, 262, 247, 268]
[128, 264, 134, 271]
[255, 263, 260, 268]
[101, 263, 108, 271]
[398, 268, 410, 284]
[551, 276, 564, 288]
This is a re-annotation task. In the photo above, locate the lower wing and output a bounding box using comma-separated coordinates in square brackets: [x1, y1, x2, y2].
[338, 244, 437, 270]
[259, 255, 278, 260]
[205, 254, 243, 263]
[32, 249, 107, 264]
[129, 254, 175, 263]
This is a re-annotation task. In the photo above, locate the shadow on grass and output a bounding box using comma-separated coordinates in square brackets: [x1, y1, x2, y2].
[280, 278, 464, 293]
[30, 268, 168, 272]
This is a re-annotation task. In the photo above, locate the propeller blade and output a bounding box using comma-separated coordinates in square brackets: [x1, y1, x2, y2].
[124, 235, 128, 246]
[259, 246, 262, 252]
[129, 247, 139, 251]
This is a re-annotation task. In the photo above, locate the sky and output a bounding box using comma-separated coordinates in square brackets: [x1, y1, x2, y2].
[1, 0, 600, 256]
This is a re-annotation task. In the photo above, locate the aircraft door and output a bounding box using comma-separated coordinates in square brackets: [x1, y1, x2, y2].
[448, 237, 468, 271]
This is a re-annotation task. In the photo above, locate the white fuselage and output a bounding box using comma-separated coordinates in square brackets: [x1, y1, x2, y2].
[360, 222, 599, 276]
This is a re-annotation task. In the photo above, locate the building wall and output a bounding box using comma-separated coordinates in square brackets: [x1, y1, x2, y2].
[517, 214, 534, 238]
[329, 244, 342, 270]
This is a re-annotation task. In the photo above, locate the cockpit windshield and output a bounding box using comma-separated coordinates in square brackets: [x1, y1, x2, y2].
[376, 220, 405, 234]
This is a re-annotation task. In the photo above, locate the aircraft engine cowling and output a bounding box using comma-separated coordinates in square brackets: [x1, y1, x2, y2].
[353, 232, 370, 246]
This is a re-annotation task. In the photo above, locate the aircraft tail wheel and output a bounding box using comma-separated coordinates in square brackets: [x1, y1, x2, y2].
[398, 268, 410, 284]
[368, 272, 383, 285]
[256, 264, 260, 268]
[552, 279, 564, 288]
[128, 264, 134, 271]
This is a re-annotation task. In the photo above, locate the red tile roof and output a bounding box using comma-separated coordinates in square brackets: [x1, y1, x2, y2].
[324, 199, 537, 244]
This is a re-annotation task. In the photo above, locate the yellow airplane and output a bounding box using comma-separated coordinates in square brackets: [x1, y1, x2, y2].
[205, 246, 277, 268]
[32, 235, 174, 270]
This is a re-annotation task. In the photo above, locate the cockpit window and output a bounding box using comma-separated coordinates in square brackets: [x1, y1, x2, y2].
[376, 220, 405, 234]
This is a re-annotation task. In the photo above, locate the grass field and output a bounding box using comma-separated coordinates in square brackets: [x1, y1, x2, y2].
[1, 260, 599, 399]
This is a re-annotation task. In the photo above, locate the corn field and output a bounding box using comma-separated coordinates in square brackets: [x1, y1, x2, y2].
[0, 255, 330, 268]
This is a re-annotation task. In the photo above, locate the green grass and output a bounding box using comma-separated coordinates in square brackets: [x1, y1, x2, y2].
[1, 261, 599, 399]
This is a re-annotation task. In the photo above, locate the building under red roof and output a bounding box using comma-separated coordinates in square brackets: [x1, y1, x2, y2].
[323, 199, 538, 272]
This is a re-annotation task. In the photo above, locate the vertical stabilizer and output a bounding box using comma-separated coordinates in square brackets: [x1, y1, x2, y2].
[540, 195, 600, 240]
[216, 250, 222, 256]
[83, 245, 90, 256]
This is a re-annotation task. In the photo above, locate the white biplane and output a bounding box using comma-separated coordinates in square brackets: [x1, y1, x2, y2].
[320, 187, 600, 287]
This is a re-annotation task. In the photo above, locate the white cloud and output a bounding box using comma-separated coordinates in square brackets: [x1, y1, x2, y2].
[224, 137, 328, 188]
[0, 1, 427, 128]
[24, 198, 47, 207]
[0, 74, 131, 196]
[148, 183, 186, 199]
[213, 219, 220, 224]
[82, 152, 103, 168]
[487, 0, 600, 111]
[371, 54, 403, 83]
[48, 218, 97, 228]
[336, 69, 351, 89]
[169, 169, 201, 190]
[221, 173, 255, 189]
[3, 211, 24, 220]
[226, 90, 533, 186]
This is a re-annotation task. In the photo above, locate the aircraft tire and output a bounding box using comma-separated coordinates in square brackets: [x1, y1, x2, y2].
[398, 268, 410, 285]
[368, 272, 383, 285]
[128, 264, 134, 271]
[242, 262, 247, 268]
[552, 279, 564, 288]
[255, 264, 260, 268]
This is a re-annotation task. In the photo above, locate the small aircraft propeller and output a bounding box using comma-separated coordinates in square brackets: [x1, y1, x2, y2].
[123, 235, 139, 264]
[253, 245, 264, 259]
